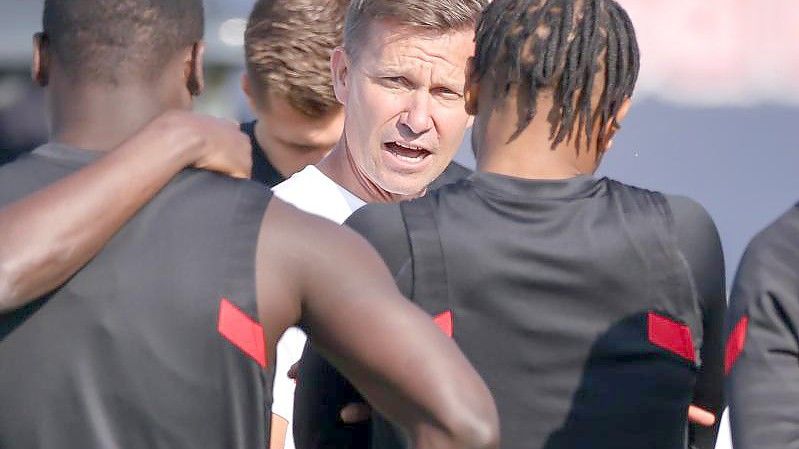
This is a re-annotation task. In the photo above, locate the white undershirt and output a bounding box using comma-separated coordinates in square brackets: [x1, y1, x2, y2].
[269, 165, 366, 449]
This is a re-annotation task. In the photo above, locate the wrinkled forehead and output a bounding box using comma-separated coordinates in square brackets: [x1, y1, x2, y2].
[353, 20, 475, 78]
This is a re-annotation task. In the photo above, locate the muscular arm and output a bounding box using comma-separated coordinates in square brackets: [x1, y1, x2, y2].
[0, 111, 250, 312]
[294, 204, 409, 449]
[258, 199, 498, 449]
[727, 205, 799, 449]
[667, 195, 727, 449]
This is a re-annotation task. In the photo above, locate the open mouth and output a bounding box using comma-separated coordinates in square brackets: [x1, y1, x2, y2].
[383, 141, 432, 163]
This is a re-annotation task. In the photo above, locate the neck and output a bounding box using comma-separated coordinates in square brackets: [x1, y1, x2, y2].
[316, 139, 422, 204]
[473, 100, 600, 180]
[253, 120, 318, 178]
[48, 82, 185, 152]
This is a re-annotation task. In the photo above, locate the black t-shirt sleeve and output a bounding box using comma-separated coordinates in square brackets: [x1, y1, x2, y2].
[726, 205, 799, 449]
[346, 203, 412, 292]
[294, 193, 727, 449]
[428, 161, 472, 191]
[666, 195, 727, 449]
[293, 204, 410, 449]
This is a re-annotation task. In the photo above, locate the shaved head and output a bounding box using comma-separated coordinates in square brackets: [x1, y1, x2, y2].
[42, 0, 204, 84]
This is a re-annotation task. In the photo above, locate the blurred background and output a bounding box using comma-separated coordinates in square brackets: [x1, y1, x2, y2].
[0, 2, 797, 447]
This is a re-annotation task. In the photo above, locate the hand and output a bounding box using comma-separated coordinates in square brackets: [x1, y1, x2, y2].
[285, 360, 371, 423]
[287, 362, 299, 382]
[340, 402, 372, 424]
[154, 111, 253, 179]
[339, 404, 715, 426]
[687, 405, 715, 427]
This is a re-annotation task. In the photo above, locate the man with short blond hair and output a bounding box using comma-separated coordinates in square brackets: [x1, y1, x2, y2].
[277, 2, 483, 447]
[240, 0, 348, 187]
[245, 0, 346, 119]
[240, 3, 353, 447]
[270, 0, 482, 214]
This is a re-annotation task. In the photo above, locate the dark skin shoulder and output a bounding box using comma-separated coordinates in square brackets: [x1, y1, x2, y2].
[0, 112, 251, 312]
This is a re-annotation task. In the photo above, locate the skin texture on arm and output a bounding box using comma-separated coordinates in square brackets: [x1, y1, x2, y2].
[726, 204, 799, 449]
[257, 199, 499, 449]
[294, 203, 410, 449]
[0, 111, 251, 312]
[667, 195, 727, 449]
[270, 414, 289, 449]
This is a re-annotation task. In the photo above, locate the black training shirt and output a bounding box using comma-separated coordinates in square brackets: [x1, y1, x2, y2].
[726, 202, 799, 449]
[296, 173, 725, 449]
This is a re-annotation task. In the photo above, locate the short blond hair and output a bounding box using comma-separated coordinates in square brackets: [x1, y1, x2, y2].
[343, 0, 488, 61]
[245, 0, 349, 118]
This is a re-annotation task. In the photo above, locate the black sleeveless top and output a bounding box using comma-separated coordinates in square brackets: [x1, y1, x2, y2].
[381, 174, 704, 449]
[241, 120, 287, 188]
[0, 144, 273, 448]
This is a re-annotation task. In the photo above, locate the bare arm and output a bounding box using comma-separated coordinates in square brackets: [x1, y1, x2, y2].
[257, 199, 499, 449]
[0, 111, 250, 312]
[269, 414, 289, 449]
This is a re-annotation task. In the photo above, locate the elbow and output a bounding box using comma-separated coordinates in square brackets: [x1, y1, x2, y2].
[0, 262, 24, 313]
[440, 391, 500, 449]
[446, 418, 499, 449]
[0, 274, 14, 314]
[454, 407, 500, 449]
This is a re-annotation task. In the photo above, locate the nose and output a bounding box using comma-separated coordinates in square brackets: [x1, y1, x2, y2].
[399, 91, 434, 136]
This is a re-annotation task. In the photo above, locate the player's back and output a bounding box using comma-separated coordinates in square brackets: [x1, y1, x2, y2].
[0, 144, 273, 448]
[726, 202, 799, 449]
[395, 173, 703, 449]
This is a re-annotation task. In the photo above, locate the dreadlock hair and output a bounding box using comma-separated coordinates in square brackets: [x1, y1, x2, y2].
[42, 0, 204, 85]
[473, 0, 639, 151]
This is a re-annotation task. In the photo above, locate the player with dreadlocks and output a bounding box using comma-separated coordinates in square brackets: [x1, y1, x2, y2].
[293, 0, 726, 448]
[474, 0, 639, 148]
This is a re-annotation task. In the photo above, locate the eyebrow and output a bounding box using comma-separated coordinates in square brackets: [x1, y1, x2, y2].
[370, 67, 464, 93]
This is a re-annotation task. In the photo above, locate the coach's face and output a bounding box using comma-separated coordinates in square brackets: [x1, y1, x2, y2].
[331, 20, 474, 196]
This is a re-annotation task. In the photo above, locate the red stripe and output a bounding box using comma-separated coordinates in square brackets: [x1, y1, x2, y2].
[218, 298, 267, 368]
[725, 316, 749, 375]
[433, 310, 453, 338]
[648, 312, 696, 363]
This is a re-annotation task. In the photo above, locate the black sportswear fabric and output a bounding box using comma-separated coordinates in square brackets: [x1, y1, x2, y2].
[726, 202, 799, 449]
[296, 173, 725, 449]
[428, 160, 471, 191]
[0, 144, 274, 449]
[241, 120, 287, 188]
[290, 160, 471, 449]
